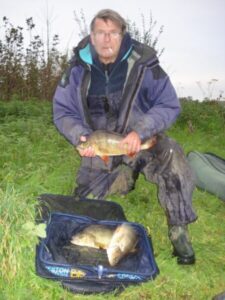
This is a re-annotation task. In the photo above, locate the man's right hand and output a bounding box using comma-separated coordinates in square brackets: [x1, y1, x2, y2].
[77, 136, 96, 157]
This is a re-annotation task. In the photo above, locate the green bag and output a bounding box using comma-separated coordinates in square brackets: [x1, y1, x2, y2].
[187, 151, 225, 201]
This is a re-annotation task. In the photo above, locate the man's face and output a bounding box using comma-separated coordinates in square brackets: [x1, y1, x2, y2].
[90, 18, 123, 64]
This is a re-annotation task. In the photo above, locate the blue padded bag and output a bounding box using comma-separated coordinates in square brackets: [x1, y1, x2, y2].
[35, 196, 159, 294]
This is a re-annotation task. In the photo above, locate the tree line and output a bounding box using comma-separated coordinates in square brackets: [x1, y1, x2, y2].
[0, 17, 68, 101]
[0, 12, 163, 101]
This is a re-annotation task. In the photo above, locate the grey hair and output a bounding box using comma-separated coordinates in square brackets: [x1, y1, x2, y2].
[90, 9, 127, 34]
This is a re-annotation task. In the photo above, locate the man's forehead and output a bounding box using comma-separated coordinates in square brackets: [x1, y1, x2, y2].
[93, 18, 121, 30]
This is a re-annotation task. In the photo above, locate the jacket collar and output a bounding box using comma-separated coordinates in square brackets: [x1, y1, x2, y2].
[78, 33, 133, 69]
[76, 33, 158, 71]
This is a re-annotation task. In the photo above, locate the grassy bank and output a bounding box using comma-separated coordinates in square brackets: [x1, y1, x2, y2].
[0, 99, 225, 300]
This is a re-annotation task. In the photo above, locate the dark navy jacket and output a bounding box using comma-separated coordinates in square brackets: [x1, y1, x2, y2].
[53, 34, 180, 148]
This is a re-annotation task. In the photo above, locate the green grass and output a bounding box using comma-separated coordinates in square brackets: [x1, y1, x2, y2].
[0, 99, 225, 300]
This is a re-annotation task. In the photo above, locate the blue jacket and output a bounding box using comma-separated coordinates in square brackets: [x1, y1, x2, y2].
[53, 34, 180, 146]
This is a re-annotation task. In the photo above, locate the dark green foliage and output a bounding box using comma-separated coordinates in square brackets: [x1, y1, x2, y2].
[174, 99, 225, 133]
[0, 17, 68, 101]
[0, 99, 51, 119]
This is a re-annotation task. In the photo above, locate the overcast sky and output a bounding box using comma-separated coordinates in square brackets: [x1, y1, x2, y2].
[1, 0, 225, 100]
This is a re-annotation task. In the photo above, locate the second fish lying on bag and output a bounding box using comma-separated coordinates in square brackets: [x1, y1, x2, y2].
[70, 223, 139, 266]
[107, 223, 139, 266]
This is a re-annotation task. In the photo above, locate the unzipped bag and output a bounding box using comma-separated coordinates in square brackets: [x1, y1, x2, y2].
[35, 195, 159, 294]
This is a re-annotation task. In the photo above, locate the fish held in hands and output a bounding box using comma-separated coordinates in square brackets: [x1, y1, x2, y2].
[76, 130, 156, 164]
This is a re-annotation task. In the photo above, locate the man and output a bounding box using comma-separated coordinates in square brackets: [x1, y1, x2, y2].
[53, 9, 197, 264]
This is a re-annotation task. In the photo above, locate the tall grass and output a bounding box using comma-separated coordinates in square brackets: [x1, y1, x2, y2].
[0, 99, 225, 300]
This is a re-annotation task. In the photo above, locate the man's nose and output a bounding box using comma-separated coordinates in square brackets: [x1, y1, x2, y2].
[104, 33, 111, 41]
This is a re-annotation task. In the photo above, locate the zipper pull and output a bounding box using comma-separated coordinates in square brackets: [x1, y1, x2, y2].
[105, 69, 109, 84]
[104, 63, 111, 84]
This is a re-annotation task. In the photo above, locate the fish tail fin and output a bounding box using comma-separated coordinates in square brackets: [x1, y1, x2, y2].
[141, 136, 157, 150]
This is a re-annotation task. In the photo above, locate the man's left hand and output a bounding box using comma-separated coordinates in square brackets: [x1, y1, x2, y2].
[119, 131, 141, 155]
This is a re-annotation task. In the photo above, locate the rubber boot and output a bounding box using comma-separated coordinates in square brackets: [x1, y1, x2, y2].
[168, 225, 195, 265]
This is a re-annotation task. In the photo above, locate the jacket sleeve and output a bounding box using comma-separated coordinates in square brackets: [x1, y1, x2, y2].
[53, 67, 92, 146]
[131, 65, 181, 141]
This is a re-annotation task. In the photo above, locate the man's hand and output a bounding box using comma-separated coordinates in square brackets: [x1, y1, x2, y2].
[77, 136, 96, 157]
[119, 131, 141, 155]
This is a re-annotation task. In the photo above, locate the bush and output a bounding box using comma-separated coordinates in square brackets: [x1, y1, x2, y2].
[174, 99, 225, 133]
